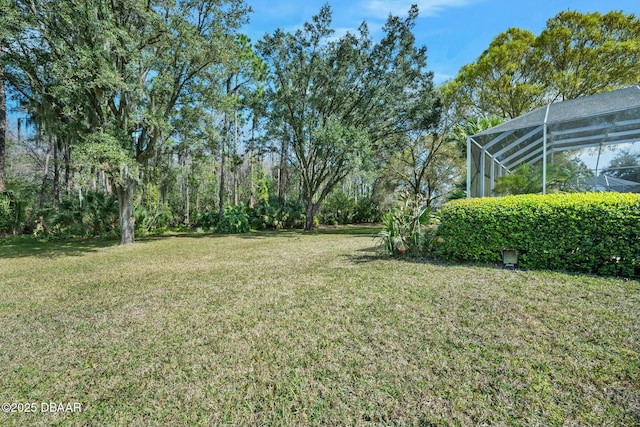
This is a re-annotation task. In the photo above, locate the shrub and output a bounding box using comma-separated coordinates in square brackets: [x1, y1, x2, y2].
[318, 191, 356, 225]
[135, 204, 174, 234]
[437, 193, 640, 277]
[49, 191, 119, 238]
[378, 192, 436, 257]
[247, 196, 305, 230]
[247, 199, 276, 230]
[217, 205, 250, 234]
[353, 196, 382, 223]
[0, 191, 24, 235]
[196, 210, 218, 230]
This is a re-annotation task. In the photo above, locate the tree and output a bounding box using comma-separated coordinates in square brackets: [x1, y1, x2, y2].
[603, 149, 640, 183]
[535, 10, 640, 101]
[443, 116, 504, 199]
[258, 4, 439, 230]
[213, 34, 266, 220]
[449, 116, 505, 157]
[5, 0, 250, 244]
[0, 0, 13, 194]
[443, 10, 640, 124]
[441, 28, 547, 121]
[0, 58, 5, 193]
[385, 133, 461, 207]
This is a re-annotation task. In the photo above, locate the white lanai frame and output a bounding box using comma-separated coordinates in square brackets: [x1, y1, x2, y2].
[467, 85, 640, 198]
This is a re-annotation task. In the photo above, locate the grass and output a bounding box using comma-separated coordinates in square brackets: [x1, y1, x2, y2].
[0, 226, 638, 426]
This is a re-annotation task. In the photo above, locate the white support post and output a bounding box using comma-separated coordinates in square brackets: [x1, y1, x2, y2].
[467, 136, 472, 198]
[480, 149, 485, 197]
[489, 157, 495, 196]
[542, 104, 551, 194]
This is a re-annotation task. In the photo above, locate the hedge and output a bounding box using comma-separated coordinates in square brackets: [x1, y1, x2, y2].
[436, 192, 640, 277]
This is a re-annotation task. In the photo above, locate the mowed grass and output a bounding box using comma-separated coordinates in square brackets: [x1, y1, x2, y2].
[0, 226, 638, 426]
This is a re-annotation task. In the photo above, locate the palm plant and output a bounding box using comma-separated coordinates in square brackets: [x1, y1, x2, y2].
[378, 191, 436, 256]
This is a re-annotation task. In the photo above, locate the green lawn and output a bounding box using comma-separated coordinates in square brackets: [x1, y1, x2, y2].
[0, 226, 638, 426]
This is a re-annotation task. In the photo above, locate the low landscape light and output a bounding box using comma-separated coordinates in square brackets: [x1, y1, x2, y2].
[501, 248, 518, 268]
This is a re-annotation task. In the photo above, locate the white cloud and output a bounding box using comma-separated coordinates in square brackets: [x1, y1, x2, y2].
[433, 72, 454, 85]
[362, 0, 479, 19]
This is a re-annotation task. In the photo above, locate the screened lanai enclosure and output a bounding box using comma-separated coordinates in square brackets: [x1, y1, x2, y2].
[467, 85, 640, 197]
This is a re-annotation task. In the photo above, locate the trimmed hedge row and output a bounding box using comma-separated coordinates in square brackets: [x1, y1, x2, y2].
[437, 193, 640, 277]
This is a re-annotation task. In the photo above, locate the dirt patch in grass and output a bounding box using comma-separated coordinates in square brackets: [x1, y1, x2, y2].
[0, 227, 638, 426]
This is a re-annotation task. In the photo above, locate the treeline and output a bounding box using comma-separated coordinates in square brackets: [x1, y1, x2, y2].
[0, 2, 638, 242]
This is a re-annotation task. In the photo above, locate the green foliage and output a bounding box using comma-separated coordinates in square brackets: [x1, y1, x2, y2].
[135, 205, 174, 235]
[257, 4, 439, 229]
[437, 193, 640, 277]
[317, 191, 382, 225]
[449, 117, 505, 157]
[443, 10, 640, 121]
[0, 191, 24, 235]
[318, 191, 356, 225]
[378, 212, 399, 256]
[493, 156, 594, 195]
[535, 10, 640, 101]
[247, 196, 305, 230]
[6, 0, 251, 244]
[49, 191, 119, 238]
[442, 28, 545, 120]
[384, 133, 463, 205]
[378, 192, 437, 257]
[196, 210, 219, 231]
[217, 205, 249, 234]
[353, 196, 381, 224]
[492, 164, 545, 195]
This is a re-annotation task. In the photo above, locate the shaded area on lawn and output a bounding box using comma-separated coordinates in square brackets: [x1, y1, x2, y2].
[0, 238, 118, 259]
[0, 225, 381, 259]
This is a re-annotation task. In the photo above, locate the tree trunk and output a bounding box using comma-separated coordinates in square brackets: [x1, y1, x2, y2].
[185, 180, 190, 225]
[277, 135, 288, 200]
[249, 152, 255, 208]
[218, 140, 226, 222]
[233, 101, 239, 207]
[0, 65, 6, 193]
[53, 139, 60, 203]
[304, 203, 319, 231]
[38, 137, 53, 209]
[184, 163, 190, 226]
[304, 209, 313, 231]
[249, 115, 257, 208]
[116, 179, 136, 245]
[64, 141, 71, 196]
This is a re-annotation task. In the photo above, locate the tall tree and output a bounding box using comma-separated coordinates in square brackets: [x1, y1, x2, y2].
[258, 4, 439, 230]
[0, 58, 5, 193]
[443, 10, 640, 125]
[213, 34, 266, 220]
[385, 133, 462, 207]
[441, 28, 546, 121]
[535, 10, 640, 101]
[0, 0, 12, 193]
[5, 0, 249, 244]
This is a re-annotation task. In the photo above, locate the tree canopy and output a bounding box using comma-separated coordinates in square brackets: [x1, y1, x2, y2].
[443, 10, 640, 123]
[257, 4, 440, 229]
[4, 0, 250, 243]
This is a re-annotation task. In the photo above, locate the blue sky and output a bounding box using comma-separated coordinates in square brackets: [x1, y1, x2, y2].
[243, 0, 640, 85]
